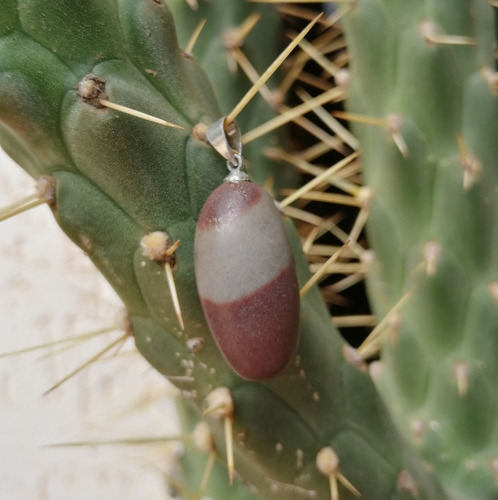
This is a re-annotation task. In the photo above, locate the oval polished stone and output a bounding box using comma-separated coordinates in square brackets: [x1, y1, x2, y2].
[194, 181, 300, 380]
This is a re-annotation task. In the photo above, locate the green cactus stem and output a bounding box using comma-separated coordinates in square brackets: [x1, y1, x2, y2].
[0, 0, 465, 498]
[343, 1, 498, 498]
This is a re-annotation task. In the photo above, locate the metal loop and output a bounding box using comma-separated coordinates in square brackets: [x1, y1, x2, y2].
[225, 154, 249, 182]
[227, 154, 242, 170]
[206, 117, 242, 166]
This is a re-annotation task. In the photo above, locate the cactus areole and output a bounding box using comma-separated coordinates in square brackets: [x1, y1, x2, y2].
[194, 118, 300, 380]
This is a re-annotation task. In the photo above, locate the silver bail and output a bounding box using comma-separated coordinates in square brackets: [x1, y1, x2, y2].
[206, 117, 249, 182]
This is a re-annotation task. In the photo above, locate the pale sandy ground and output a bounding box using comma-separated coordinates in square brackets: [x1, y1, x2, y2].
[0, 149, 181, 500]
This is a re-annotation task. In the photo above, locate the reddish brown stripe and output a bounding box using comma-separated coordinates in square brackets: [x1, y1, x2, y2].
[197, 181, 262, 230]
[200, 263, 300, 380]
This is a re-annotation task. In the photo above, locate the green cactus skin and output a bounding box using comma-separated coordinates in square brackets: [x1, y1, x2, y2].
[343, 1, 498, 499]
[0, 0, 452, 498]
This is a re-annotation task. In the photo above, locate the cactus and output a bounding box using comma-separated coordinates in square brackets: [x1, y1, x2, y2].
[343, 1, 498, 499]
[0, 0, 496, 499]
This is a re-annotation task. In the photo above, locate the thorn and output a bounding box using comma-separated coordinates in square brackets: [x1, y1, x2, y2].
[192, 422, 217, 495]
[231, 47, 278, 106]
[453, 361, 470, 397]
[43, 331, 129, 396]
[280, 189, 361, 207]
[308, 258, 362, 275]
[358, 285, 417, 359]
[200, 450, 217, 495]
[0, 322, 122, 358]
[316, 446, 361, 500]
[224, 414, 235, 485]
[489, 457, 498, 485]
[297, 36, 340, 77]
[278, 58, 307, 97]
[300, 242, 349, 297]
[348, 187, 373, 247]
[300, 213, 342, 254]
[295, 88, 361, 151]
[419, 20, 476, 46]
[37, 311, 129, 361]
[222, 12, 261, 51]
[204, 387, 235, 485]
[185, 0, 198, 10]
[278, 24, 341, 95]
[165, 238, 181, 257]
[298, 141, 334, 163]
[332, 314, 377, 328]
[295, 70, 335, 92]
[270, 106, 347, 156]
[185, 18, 207, 54]
[301, 219, 342, 255]
[226, 12, 323, 125]
[281, 204, 325, 226]
[332, 110, 387, 127]
[0, 176, 56, 223]
[386, 113, 409, 158]
[322, 272, 365, 299]
[276, 4, 335, 26]
[164, 261, 185, 330]
[297, 210, 366, 260]
[99, 100, 184, 130]
[456, 133, 481, 189]
[333, 111, 408, 157]
[480, 66, 498, 96]
[283, 107, 347, 154]
[342, 344, 368, 372]
[423, 241, 442, 277]
[221, 13, 261, 76]
[280, 151, 361, 208]
[167, 375, 195, 383]
[488, 281, 498, 307]
[243, 86, 344, 144]
[140, 232, 184, 330]
[396, 470, 419, 498]
[44, 434, 187, 447]
[324, 1, 357, 26]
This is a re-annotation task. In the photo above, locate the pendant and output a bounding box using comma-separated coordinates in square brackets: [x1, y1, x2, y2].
[194, 118, 300, 380]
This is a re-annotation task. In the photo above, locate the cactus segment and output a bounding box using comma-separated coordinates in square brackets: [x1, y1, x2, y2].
[343, 0, 498, 498]
[118, 0, 221, 123]
[0, 32, 76, 177]
[18, 0, 124, 68]
[54, 171, 148, 315]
